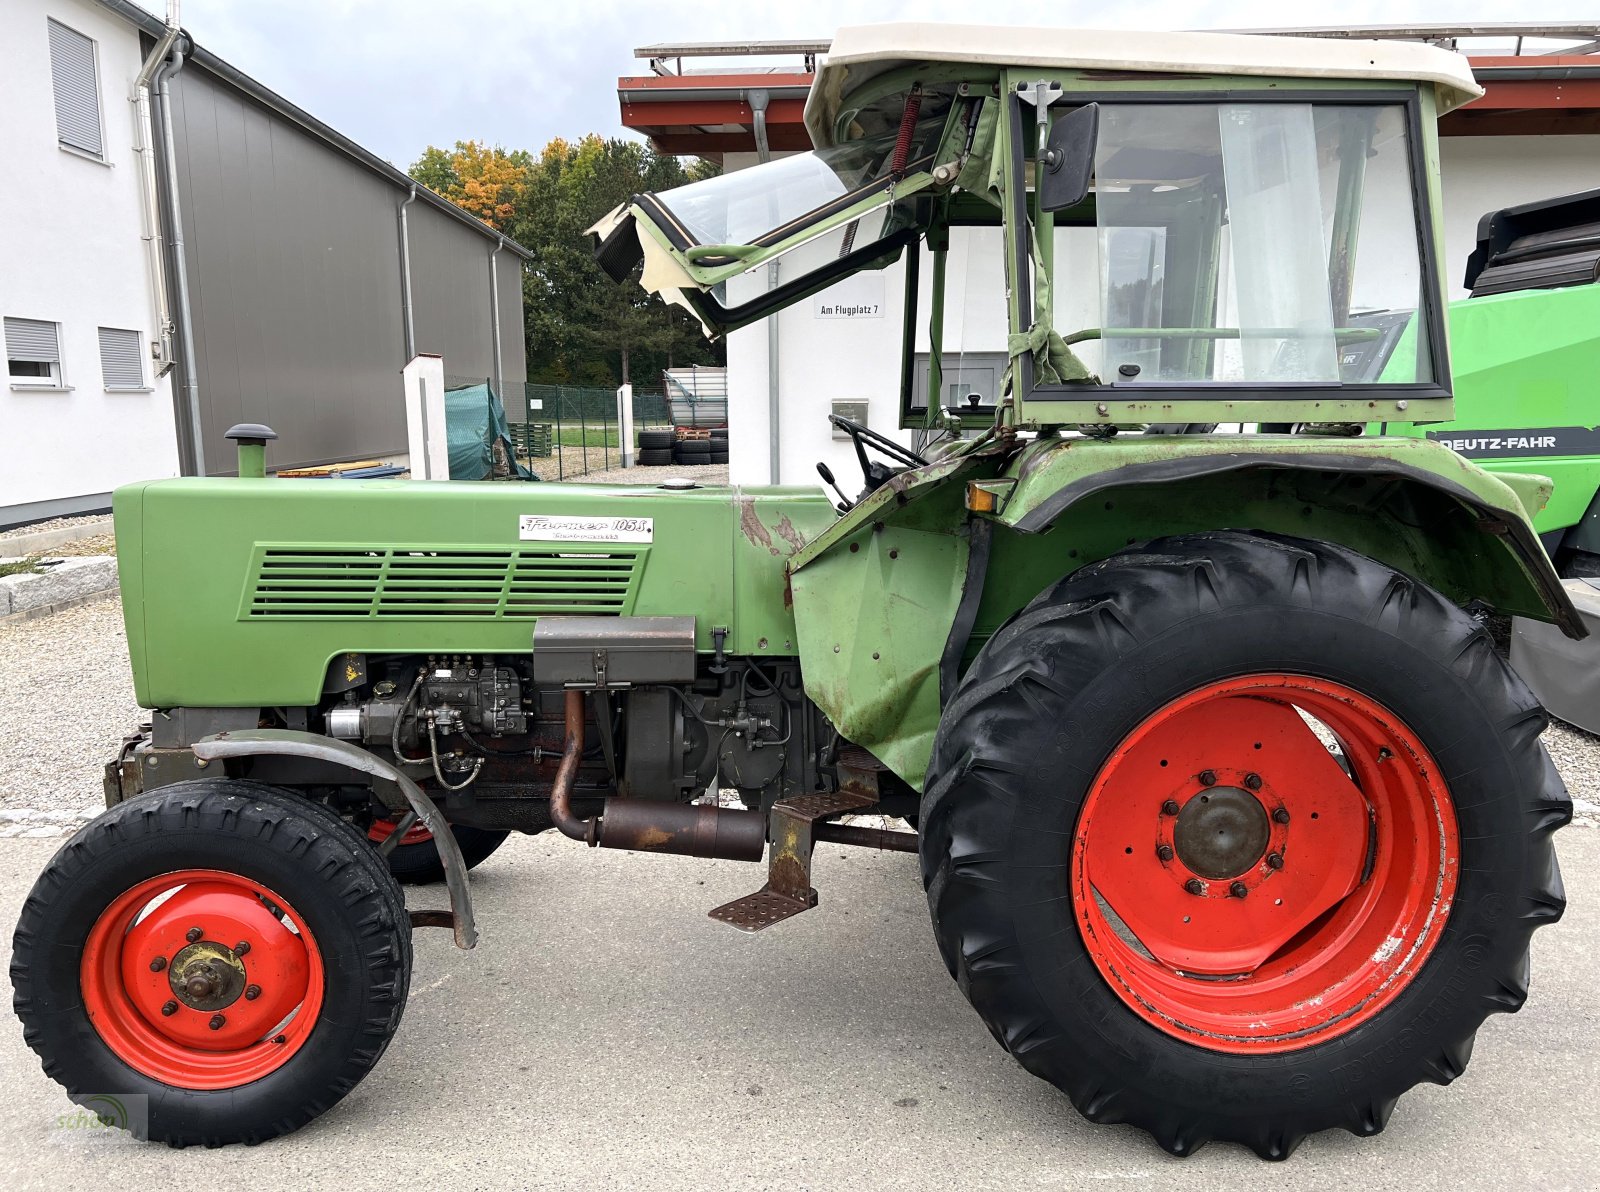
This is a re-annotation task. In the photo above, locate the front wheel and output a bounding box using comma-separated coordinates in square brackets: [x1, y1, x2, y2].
[921, 532, 1569, 1159]
[12, 779, 412, 1146]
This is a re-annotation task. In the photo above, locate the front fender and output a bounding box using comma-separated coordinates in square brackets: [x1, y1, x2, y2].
[191, 729, 478, 949]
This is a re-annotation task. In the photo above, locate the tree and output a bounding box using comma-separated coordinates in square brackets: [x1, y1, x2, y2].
[412, 134, 722, 387]
[509, 135, 721, 386]
[408, 140, 532, 230]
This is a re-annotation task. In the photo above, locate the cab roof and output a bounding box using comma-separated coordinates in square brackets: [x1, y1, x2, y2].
[805, 23, 1483, 147]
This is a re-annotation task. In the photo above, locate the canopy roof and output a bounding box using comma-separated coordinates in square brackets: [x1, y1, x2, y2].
[806, 23, 1483, 146]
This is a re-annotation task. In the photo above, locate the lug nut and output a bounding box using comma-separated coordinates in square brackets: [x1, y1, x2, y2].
[1266, 852, 1284, 870]
[1156, 845, 1174, 862]
[161, 1000, 178, 1017]
[209, 1014, 226, 1031]
[1230, 882, 1249, 899]
[1198, 770, 1217, 787]
[149, 956, 167, 973]
[1161, 799, 1180, 816]
[1244, 773, 1262, 791]
[1184, 878, 1204, 896]
[186, 927, 203, 943]
[245, 985, 261, 1001]
[234, 940, 251, 957]
[1273, 807, 1291, 825]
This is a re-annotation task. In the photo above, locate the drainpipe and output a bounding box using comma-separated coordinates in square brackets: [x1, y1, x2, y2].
[398, 183, 419, 359]
[488, 234, 507, 395]
[132, 22, 181, 378]
[152, 40, 205, 475]
[750, 89, 780, 484]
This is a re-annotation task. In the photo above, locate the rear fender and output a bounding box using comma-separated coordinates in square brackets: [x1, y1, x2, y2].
[789, 434, 1581, 795]
[993, 435, 1583, 639]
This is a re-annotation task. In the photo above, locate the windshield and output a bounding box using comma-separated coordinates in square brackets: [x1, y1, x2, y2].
[641, 119, 944, 252]
[1058, 101, 1433, 385]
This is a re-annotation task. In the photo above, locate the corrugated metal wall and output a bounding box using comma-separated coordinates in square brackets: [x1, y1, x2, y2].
[408, 204, 528, 389]
[164, 62, 525, 473]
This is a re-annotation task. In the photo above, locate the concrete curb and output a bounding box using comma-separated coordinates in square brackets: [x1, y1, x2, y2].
[0, 555, 119, 622]
[0, 515, 113, 557]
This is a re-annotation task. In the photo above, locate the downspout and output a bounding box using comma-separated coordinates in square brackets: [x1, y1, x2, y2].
[398, 183, 418, 359]
[132, 22, 181, 378]
[488, 234, 507, 395]
[152, 40, 205, 475]
[750, 89, 780, 484]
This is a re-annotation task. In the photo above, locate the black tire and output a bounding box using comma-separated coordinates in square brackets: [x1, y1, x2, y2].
[710, 427, 729, 440]
[675, 439, 713, 455]
[709, 452, 729, 465]
[373, 819, 509, 885]
[921, 531, 1568, 1159]
[638, 449, 674, 466]
[12, 779, 412, 1146]
[638, 429, 675, 449]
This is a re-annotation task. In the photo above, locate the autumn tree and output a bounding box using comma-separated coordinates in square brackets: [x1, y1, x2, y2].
[411, 135, 721, 386]
[408, 140, 531, 230]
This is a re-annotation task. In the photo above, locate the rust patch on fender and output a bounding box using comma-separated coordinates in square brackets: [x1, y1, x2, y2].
[738, 496, 780, 555]
[774, 513, 807, 554]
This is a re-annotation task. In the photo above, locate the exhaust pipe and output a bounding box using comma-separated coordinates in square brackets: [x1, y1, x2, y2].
[549, 690, 766, 862]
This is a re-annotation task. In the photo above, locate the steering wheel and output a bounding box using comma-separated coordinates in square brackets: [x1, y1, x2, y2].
[827, 414, 928, 497]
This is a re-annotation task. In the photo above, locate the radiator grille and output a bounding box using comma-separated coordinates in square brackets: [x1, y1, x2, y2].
[243, 547, 642, 619]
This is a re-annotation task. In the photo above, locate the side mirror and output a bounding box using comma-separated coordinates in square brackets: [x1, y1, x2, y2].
[1039, 103, 1099, 214]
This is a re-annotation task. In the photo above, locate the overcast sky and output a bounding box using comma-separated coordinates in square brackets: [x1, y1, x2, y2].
[173, 0, 1596, 169]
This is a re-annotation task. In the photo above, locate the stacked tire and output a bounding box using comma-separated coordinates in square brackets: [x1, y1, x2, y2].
[673, 438, 713, 467]
[710, 427, 729, 466]
[637, 429, 674, 467]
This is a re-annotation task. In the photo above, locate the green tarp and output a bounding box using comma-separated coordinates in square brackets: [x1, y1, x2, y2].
[445, 382, 533, 480]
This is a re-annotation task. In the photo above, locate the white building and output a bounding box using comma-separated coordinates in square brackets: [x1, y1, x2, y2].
[0, 0, 180, 522]
[1, 0, 530, 528]
[617, 26, 1600, 487]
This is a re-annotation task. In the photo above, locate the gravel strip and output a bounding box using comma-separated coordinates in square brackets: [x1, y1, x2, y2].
[40, 532, 118, 557]
[2, 592, 1596, 831]
[0, 514, 108, 541]
[0, 597, 140, 818]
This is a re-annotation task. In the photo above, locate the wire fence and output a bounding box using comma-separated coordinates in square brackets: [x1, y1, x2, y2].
[444, 376, 652, 480]
[443, 375, 727, 481]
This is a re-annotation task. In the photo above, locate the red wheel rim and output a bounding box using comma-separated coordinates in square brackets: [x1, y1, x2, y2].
[1071, 674, 1458, 1053]
[368, 816, 433, 847]
[80, 869, 325, 1089]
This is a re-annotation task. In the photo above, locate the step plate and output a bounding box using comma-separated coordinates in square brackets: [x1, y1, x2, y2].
[708, 886, 816, 933]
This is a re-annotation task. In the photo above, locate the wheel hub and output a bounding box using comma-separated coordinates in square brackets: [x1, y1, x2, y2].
[1173, 786, 1269, 879]
[168, 941, 247, 1012]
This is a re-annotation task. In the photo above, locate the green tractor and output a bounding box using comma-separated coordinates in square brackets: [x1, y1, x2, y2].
[11, 25, 1583, 1159]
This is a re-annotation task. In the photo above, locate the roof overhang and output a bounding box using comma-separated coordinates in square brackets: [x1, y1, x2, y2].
[620, 28, 1600, 156]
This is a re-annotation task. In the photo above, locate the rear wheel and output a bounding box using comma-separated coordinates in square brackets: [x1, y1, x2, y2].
[12, 779, 411, 1146]
[367, 814, 509, 885]
[921, 531, 1569, 1158]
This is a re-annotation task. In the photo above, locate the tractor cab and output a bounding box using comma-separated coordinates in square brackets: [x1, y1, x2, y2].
[594, 24, 1480, 446]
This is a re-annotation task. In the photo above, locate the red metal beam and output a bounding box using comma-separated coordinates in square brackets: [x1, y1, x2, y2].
[618, 57, 1600, 153]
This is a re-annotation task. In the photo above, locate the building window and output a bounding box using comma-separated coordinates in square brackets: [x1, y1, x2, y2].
[98, 327, 145, 390]
[5, 318, 65, 388]
[48, 19, 104, 160]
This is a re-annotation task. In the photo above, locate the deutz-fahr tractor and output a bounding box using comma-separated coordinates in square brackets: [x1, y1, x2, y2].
[11, 24, 1581, 1160]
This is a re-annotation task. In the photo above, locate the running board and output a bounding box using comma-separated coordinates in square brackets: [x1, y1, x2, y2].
[709, 755, 883, 932]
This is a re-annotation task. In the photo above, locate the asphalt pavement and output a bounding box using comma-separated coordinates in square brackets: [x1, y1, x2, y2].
[2, 827, 1596, 1191]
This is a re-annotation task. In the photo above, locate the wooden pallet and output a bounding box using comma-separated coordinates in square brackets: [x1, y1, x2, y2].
[674, 427, 713, 441]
